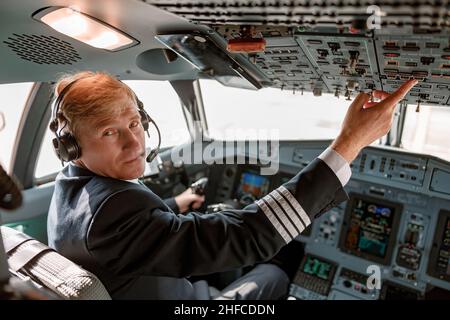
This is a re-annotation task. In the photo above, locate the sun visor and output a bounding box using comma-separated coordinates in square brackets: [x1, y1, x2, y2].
[155, 33, 263, 90]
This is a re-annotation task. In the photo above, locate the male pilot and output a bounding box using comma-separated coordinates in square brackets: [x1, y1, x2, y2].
[46, 71, 417, 299]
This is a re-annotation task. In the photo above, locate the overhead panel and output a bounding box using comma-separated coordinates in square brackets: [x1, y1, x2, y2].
[147, 0, 450, 107]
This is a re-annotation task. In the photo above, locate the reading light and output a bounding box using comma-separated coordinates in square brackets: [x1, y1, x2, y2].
[33, 7, 138, 51]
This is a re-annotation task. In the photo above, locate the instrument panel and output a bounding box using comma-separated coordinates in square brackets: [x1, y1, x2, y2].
[148, 0, 450, 107]
[207, 140, 450, 299]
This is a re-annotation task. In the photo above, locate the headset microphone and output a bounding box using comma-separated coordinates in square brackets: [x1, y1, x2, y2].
[145, 117, 162, 163]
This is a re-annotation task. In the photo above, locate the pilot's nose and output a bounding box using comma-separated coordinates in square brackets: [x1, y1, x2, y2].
[122, 128, 141, 150]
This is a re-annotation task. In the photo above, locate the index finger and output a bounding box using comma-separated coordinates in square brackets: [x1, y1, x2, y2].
[381, 79, 418, 109]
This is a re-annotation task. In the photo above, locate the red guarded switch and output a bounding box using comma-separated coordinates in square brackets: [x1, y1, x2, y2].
[227, 38, 266, 53]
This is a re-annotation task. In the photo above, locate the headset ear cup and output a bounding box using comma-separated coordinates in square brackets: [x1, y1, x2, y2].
[52, 137, 62, 160]
[139, 109, 150, 131]
[49, 119, 59, 133]
[53, 134, 81, 162]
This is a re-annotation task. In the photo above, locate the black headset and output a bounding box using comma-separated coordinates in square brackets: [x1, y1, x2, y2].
[49, 77, 161, 164]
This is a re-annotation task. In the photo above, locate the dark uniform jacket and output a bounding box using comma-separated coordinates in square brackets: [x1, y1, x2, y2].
[47, 159, 348, 299]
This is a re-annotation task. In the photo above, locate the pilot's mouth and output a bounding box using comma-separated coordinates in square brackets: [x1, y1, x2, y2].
[124, 152, 145, 164]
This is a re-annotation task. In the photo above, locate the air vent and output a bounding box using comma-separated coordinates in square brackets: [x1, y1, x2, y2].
[3, 34, 81, 65]
[359, 153, 367, 173]
[380, 157, 386, 173]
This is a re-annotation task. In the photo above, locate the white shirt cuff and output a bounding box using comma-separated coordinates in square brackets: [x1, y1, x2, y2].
[318, 147, 352, 187]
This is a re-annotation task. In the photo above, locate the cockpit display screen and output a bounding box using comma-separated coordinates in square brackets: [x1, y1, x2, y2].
[236, 171, 270, 201]
[427, 210, 450, 283]
[435, 216, 450, 277]
[339, 194, 402, 265]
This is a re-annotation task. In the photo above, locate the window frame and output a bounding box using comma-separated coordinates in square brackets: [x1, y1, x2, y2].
[0, 82, 36, 173]
[10, 82, 53, 188]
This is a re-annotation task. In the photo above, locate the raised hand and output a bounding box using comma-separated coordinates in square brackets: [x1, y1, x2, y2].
[331, 79, 418, 163]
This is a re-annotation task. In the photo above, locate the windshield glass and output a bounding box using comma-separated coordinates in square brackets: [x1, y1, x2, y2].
[201, 80, 348, 141]
[402, 105, 450, 162]
[0, 82, 34, 171]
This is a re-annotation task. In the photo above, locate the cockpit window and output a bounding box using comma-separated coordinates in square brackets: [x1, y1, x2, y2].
[0, 82, 34, 172]
[35, 80, 189, 179]
[123, 80, 191, 149]
[200, 80, 349, 141]
[402, 106, 450, 162]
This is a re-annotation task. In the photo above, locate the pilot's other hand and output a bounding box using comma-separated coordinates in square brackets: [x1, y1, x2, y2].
[331, 79, 418, 163]
[175, 188, 205, 214]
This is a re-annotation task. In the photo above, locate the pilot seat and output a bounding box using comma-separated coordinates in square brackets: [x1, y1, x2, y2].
[0, 226, 111, 300]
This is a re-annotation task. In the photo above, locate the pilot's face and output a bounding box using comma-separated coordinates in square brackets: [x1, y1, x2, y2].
[74, 97, 146, 180]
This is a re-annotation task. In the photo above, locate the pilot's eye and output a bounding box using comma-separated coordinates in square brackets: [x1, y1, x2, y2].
[103, 130, 115, 137]
[130, 120, 140, 128]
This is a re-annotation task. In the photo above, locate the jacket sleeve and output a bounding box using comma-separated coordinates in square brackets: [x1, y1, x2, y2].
[86, 157, 348, 278]
[163, 197, 179, 214]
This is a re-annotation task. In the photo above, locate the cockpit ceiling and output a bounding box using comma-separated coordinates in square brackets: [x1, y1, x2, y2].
[147, 0, 450, 107]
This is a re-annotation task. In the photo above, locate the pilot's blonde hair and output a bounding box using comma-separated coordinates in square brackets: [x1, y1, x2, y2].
[53, 71, 136, 138]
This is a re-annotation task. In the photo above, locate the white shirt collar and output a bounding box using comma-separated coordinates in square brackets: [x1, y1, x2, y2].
[124, 178, 139, 184]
